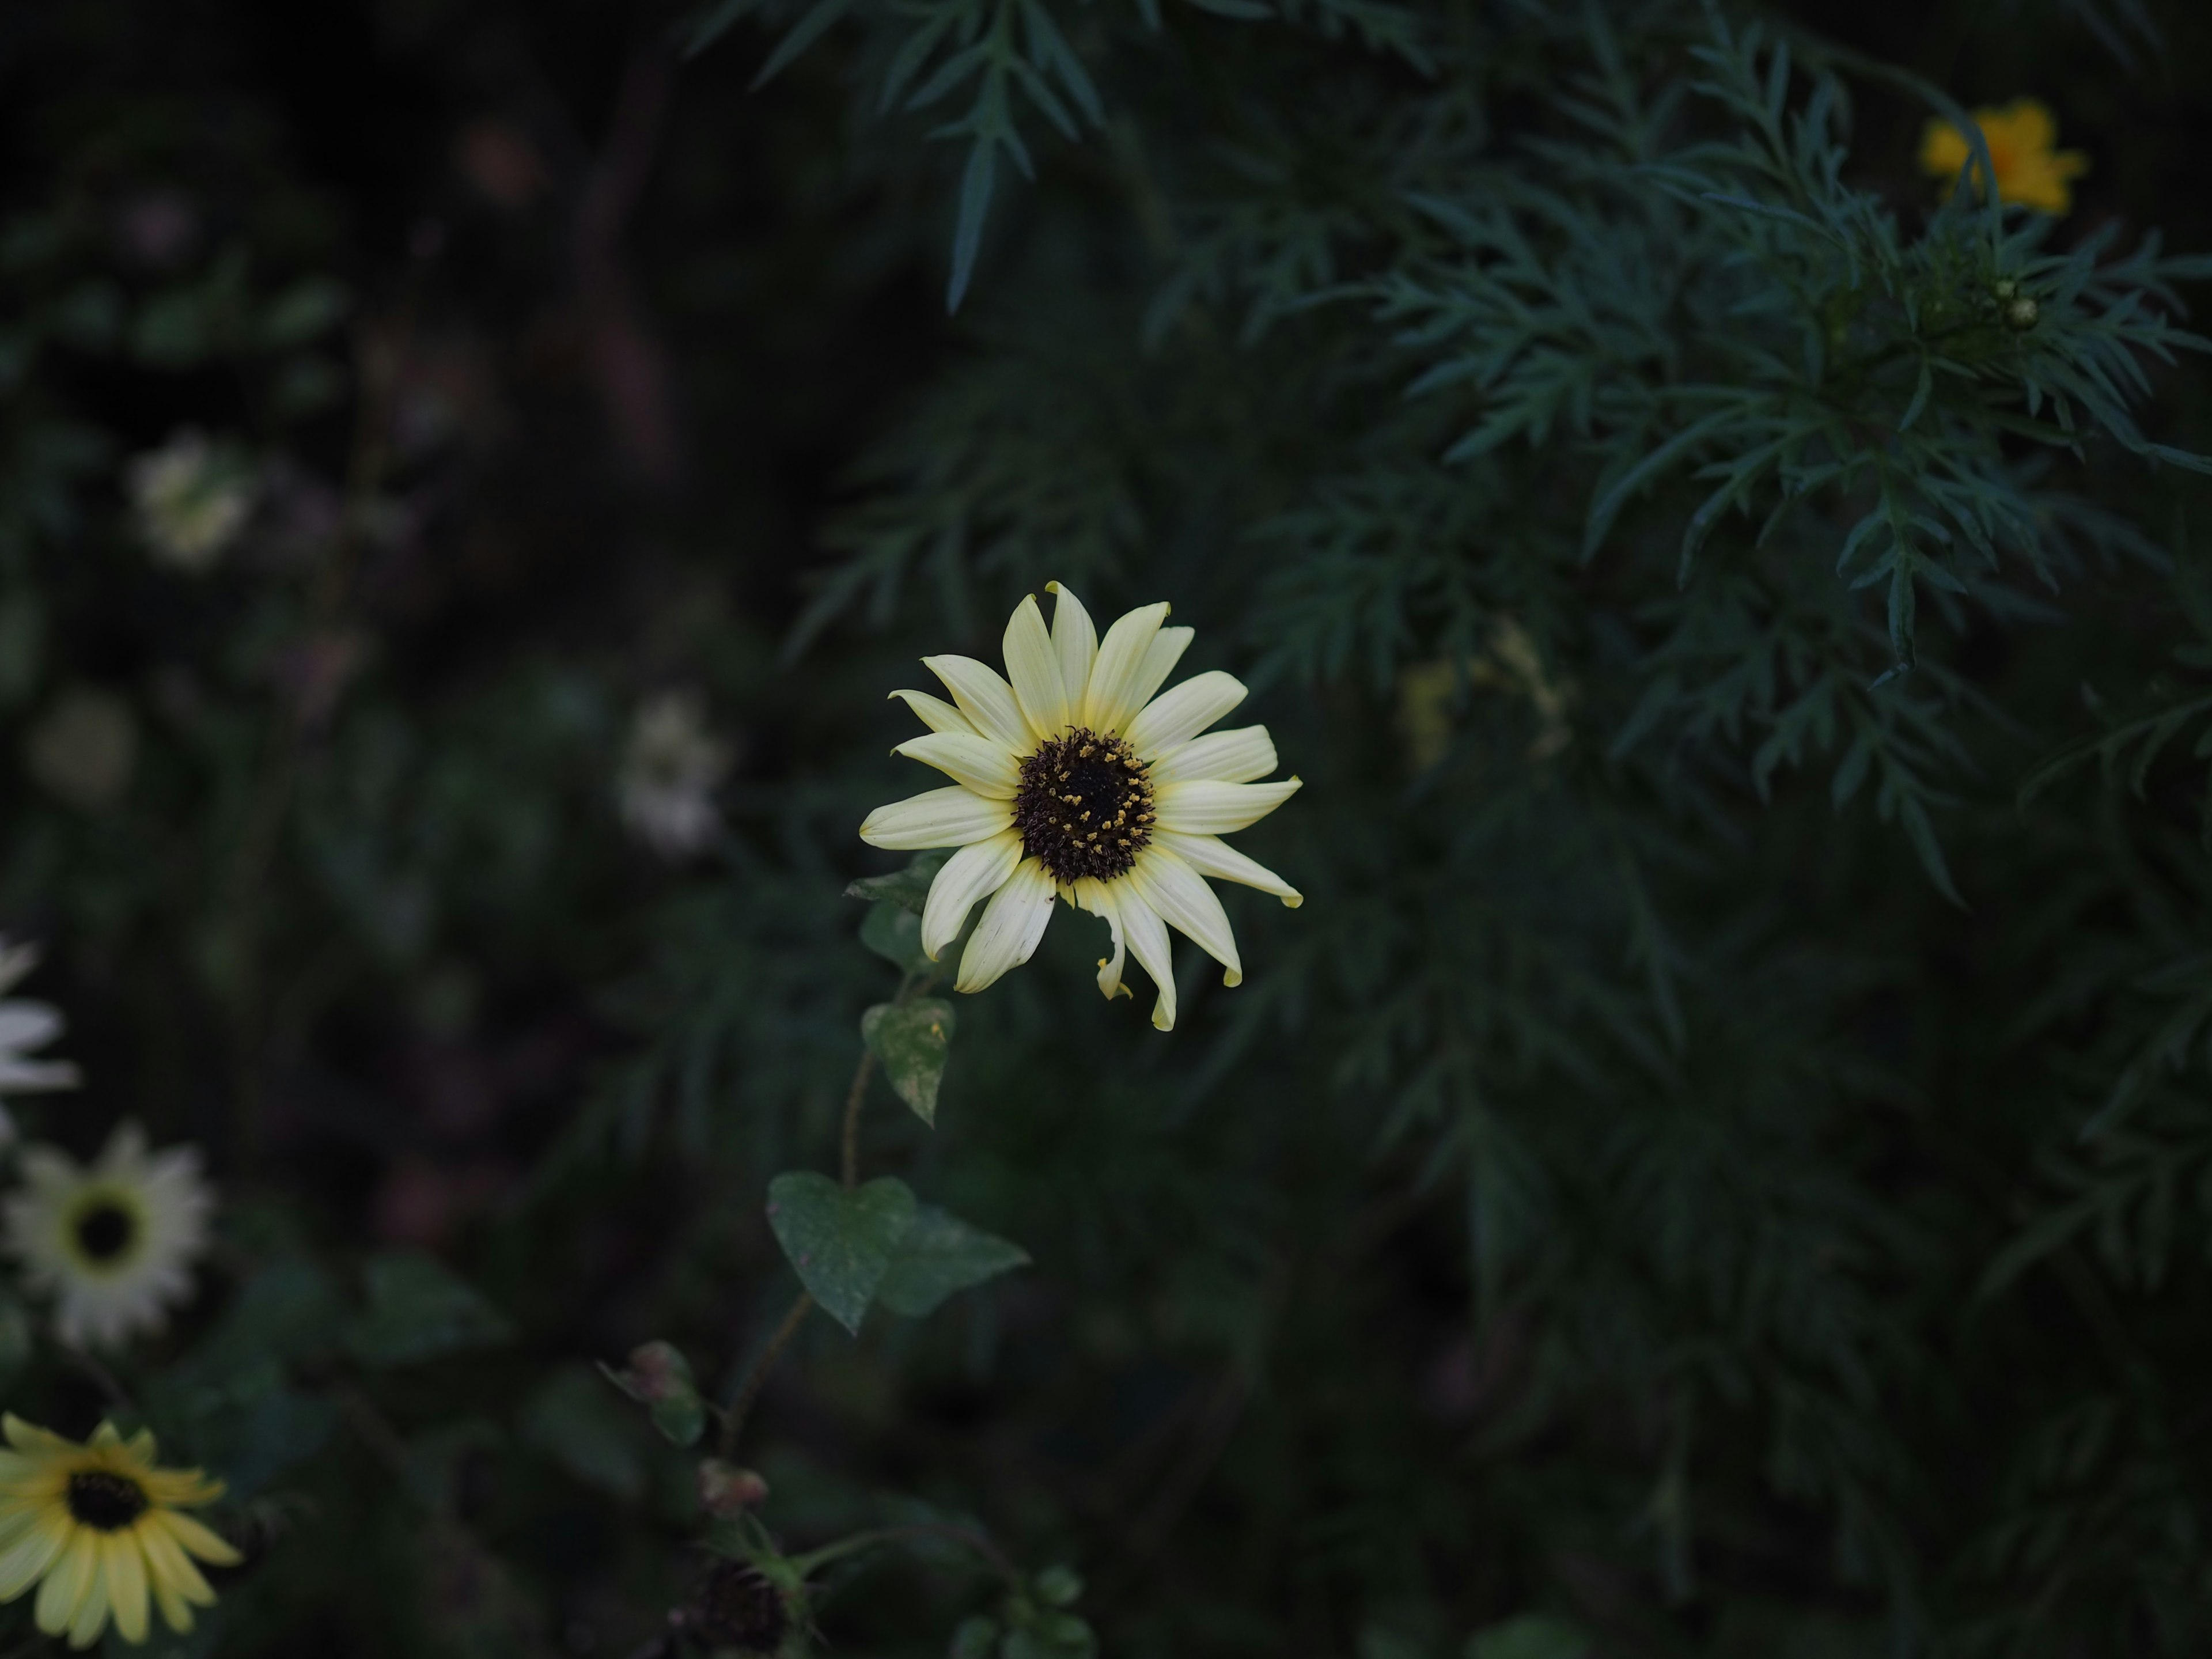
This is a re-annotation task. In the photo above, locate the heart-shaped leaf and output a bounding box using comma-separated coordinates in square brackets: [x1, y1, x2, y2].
[862, 998, 956, 1124]
[878, 1204, 1029, 1319]
[844, 850, 951, 915]
[860, 901, 932, 973]
[766, 1172, 918, 1334]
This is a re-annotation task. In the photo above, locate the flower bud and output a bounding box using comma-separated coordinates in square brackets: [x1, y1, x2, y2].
[2005, 296, 2040, 332]
[1992, 278, 2018, 301]
[697, 1460, 771, 1516]
[623, 1340, 688, 1403]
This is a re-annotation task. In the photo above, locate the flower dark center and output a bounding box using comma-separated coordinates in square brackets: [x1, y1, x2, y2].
[1013, 728, 1155, 884]
[72, 1202, 138, 1264]
[65, 1471, 148, 1532]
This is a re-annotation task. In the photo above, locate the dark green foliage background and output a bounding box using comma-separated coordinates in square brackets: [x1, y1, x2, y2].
[1, 0, 2210, 1653]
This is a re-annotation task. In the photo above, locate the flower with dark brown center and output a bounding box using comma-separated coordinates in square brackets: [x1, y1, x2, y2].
[1012, 728, 1156, 884]
[65, 1469, 149, 1531]
[859, 584, 1305, 1031]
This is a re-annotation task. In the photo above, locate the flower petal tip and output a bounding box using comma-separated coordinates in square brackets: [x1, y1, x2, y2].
[1223, 968, 1243, 988]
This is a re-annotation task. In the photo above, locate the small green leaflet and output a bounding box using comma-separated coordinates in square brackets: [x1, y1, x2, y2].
[879, 1205, 1029, 1318]
[844, 849, 950, 915]
[862, 998, 956, 1124]
[766, 1173, 918, 1334]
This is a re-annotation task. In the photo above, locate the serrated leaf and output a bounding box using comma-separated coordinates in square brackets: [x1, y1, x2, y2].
[861, 901, 932, 973]
[343, 1253, 514, 1368]
[845, 849, 951, 914]
[766, 1172, 918, 1334]
[862, 998, 955, 1123]
[878, 1204, 1029, 1318]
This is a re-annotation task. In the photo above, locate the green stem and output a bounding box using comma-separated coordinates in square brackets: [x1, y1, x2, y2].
[789, 1522, 1021, 1588]
[717, 1290, 814, 1460]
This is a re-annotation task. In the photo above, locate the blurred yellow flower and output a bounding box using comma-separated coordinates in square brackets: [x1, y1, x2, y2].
[0, 1416, 239, 1647]
[1918, 98, 2088, 215]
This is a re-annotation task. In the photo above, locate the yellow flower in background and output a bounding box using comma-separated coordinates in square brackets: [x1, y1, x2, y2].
[0, 1416, 240, 1647]
[860, 584, 1301, 1031]
[1919, 98, 2088, 215]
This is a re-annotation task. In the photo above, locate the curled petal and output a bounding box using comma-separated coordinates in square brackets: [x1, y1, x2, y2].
[1073, 877, 1131, 1001]
[860, 787, 1013, 850]
[1153, 777, 1302, 835]
[1147, 725, 1277, 786]
[888, 689, 978, 737]
[1125, 671, 1248, 757]
[1002, 594, 1069, 741]
[893, 733, 1020, 798]
[1116, 889, 1178, 1031]
[1127, 846, 1241, 986]
[1080, 603, 1170, 734]
[923, 656, 1031, 753]
[922, 832, 1023, 960]
[1154, 830, 1301, 907]
[956, 859, 1058, 993]
[1047, 582, 1097, 713]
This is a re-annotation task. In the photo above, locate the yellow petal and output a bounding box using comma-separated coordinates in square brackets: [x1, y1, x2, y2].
[1152, 778, 1302, 835]
[859, 786, 1014, 851]
[0, 1513, 69, 1598]
[1079, 604, 1170, 734]
[1147, 725, 1278, 786]
[892, 732, 1021, 798]
[101, 1534, 148, 1646]
[1115, 889, 1179, 1031]
[1124, 671, 1248, 758]
[955, 859, 1058, 993]
[1001, 593, 1070, 741]
[33, 1530, 97, 1637]
[921, 831, 1024, 960]
[1126, 846, 1242, 987]
[135, 1518, 214, 1614]
[888, 688, 978, 738]
[923, 656, 1031, 752]
[154, 1510, 241, 1568]
[1046, 583, 1098, 714]
[1154, 830, 1301, 908]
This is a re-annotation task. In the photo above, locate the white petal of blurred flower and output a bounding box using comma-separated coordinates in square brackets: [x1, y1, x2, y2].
[0, 940, 79, 1116]
[860, 584, 1301, 1031]
[2, 1122, 212, 1350]
[619, 690, 734, 861]
[126, 429, 256, 574]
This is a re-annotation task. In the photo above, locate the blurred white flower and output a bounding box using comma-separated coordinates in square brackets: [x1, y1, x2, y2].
[619, 691, 732, 861]
[2, 1122, 213, 1350]
[126, 429, 256, 573]
[0, 940, 80, 1147]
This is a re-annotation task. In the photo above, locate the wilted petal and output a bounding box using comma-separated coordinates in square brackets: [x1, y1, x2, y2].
[1073, 877, 1131, 1001]
[1116, 889, 1178, 1031]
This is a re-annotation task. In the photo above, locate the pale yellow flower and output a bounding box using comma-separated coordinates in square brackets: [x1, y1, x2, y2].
[1919, 98, 2088, 216]
[0, 1415, 240, 1647]
[860, 585, 1301, 1031]
[2, 1123, 213, 1349]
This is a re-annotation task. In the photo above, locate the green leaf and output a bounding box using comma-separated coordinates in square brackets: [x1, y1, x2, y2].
[845, 849, 950, 914]
[949, 1616, 1001, 1659]
[862, 998, 956, 1124]
[861, 900, 933, 973]
[522, 1365, 647, 1499]
[766, 1172, 918, 1334]
[1465, 1614, 1592, 1659]
[878, 1203, 1029, 1318]
[343, 1252, 514, 1367]
[188, 1257, 346, 1378]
